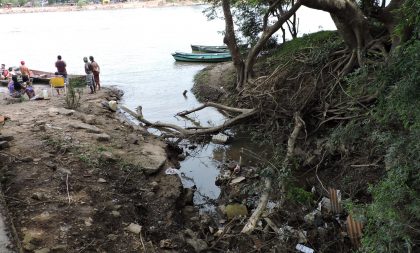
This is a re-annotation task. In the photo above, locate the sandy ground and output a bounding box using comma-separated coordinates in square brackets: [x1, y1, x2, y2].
[0, 87, 203, 252]
[0, 1, 203, 15]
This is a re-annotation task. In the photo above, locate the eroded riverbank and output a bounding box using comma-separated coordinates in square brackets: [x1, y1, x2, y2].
[0, 88, 211, 252]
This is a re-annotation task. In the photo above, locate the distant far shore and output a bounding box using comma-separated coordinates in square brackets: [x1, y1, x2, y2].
[0, 0, 204, 15]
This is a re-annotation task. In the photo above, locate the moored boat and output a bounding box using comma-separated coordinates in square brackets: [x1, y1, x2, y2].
[31, 70, 83, 84]
[172, 52, 232, 63]
[191, 44, 229, 53]
[0, 79, 8, 86]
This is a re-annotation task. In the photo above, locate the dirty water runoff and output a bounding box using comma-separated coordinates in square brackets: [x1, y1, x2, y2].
[0, 5, 335, 211]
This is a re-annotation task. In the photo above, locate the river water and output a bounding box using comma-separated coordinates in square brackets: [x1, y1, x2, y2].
[0, 5, 335, 209]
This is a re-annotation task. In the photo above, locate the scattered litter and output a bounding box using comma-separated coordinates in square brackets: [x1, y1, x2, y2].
[347, 214, 364, 248]
[233, 164, 240, 174]
[211, 133, 229, 144]
[108, 100, 118, 111]
[296, 244, 314, 253]
[329, 187, 341, 213]
[126, 223, 142, 234]
[45, 123, 63, 130]
[98, 178, 107, 183]
[230, 176, 246, 185]
[165, 168, 180, 175]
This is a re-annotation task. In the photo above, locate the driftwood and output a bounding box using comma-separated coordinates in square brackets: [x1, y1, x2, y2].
[241, 112, 304, 234]
[120, 103, 257, 138]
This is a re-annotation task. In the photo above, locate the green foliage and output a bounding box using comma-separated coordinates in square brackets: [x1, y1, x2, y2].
[65, 80, 83, 109]
[286, 186, 314, 206]
[375, 41, 420, 130]
[362, 133, 419, 252]
[77, 0, 87, 7]
[261, 31, 342, 74]
[340, 39, 420, 252]
[394, 0, 420, 39]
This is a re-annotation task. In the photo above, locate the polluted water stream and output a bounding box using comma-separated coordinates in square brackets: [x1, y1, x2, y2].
[120, 103, 266, 216]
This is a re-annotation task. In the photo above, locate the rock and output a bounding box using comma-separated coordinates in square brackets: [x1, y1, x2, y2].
[122, 142, 167, 175]
[225, 204, 248, 220]
[84, 217, 93, 227]
[57, 167, 71, 175]
[107, 234, 118, 241]
[177, 153, 186, 161]
[95, 133, 111, 142]
[100, 151, 116, 162]
[200, 214, 212, 226]
[31, 192, 46, 201]
[48, 107, 74, 116]
[34, 248, 50, 253]
[126, 223, 142, 234]
[32, 211, 52, 222]
[97, 178, 107, 183]
[111, 211, 120, 217]
[182, 188, 195, 206]
[44, 161, 57, 170]
[0, 134, 13, 141]
[184, 229, 208, 252]
[159, 239, 176, 249]
[21, 156, 33, 162]
[127, 133, 140, 144]
[150, 181, 159, 192]
[22, 230, 43, 251]
[69, 122, 102, 134]
[182, 206, 196, 221]
[50, 244, 67, 252]
[0, 141, 10, 149]
[82, 115, 96, 125]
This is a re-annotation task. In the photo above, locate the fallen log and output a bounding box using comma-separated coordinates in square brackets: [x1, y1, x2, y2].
[120, 103, 257, 138]
[241, 112, 304, 234]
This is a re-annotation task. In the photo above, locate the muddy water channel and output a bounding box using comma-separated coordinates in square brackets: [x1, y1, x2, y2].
[0, 5, 334, 214]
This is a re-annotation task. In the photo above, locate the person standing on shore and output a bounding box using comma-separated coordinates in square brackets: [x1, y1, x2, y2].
[89, 56, 101, 91]
[19, 61, 31, 84]
[1, 64, 8, 80]
[55, 55, 68, 81]
[83, 57, 95, 94]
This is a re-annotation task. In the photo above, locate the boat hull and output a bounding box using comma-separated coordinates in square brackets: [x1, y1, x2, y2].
[172, 52, 231, 63]
[191, 44, 229, 53]
[31, 70, 84, 84]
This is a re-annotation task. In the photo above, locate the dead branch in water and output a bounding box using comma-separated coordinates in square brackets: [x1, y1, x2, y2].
[120, 103, 257, 138]
[241, 112, 304, 234]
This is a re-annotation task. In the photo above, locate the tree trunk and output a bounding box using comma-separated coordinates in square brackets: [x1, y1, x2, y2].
[222, 0, 246, 91]
[243, 1, 302, 87]
[301, 0, 372, 68]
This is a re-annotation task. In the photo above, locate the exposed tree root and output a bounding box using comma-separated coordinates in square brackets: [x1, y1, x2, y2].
[120, 103, 258, 138]
[241, 113, 304, 234]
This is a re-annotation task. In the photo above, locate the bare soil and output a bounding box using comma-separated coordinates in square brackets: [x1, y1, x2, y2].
[0, 88, 201, 252]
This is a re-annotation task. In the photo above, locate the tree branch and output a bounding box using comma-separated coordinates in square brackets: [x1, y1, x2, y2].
[241, 112, 303, 234]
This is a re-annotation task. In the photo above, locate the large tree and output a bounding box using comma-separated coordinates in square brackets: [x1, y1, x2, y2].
[220, 0, 412, 90]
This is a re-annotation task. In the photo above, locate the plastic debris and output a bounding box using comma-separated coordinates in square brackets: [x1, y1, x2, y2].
[230, 176, 246, 185]
[211, 133, 229, 144]
[165, 168, 180, 175]
[296, 244, 314, 253]
[108, 100, 118, 112]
